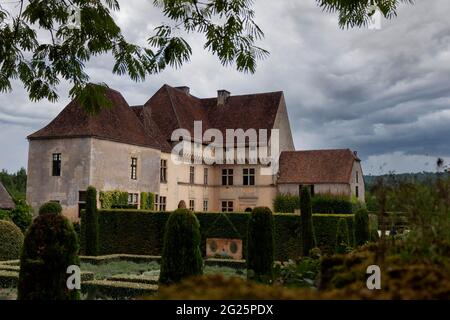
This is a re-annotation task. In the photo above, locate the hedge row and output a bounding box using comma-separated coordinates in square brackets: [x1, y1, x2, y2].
[89, 210, 355, 261]
[273, 193, 354, 214]
[82, 279, 158, 299]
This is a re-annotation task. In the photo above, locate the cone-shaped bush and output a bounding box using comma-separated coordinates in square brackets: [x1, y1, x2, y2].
[38, 201, 62, 215]
[83, 186, 99, 256]
[354, 208, 369, 246]
[300, 186, 315, 256]
[335, 218, 350, 254]
[18, 213, 80, 300]
[0, 220, 24, 260]
[247, 207, 274, 283]
[159, 208, 203, 285]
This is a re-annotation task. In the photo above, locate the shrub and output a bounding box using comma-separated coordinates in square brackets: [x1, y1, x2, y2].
[0, 220, 24, 261]
[311, 193, 353, 214]
[335, 218, 351, 254]
[140, 192, 148, 210]
[99, 190, 128, 209]
[111, 204, 138, 209]
[354, 208, 370, 246]
[159, 208, 203, 285]
[83, 186, 99, 256]
[0, 209, 11, 220]
[18, 213, 80, 300]
[9, 200, 33, 233]
[300, 186, 315, 256]
[247, 207, 274, 283]
[38, 201, 62, 215]
[273, 194, 299, 213]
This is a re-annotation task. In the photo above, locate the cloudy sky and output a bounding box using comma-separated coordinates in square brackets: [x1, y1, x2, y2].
[1, 0, 450, 175]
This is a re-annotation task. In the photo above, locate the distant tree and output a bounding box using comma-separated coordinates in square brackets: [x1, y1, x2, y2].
[0, 1, 412, 112]
[0, 168, 27, 201]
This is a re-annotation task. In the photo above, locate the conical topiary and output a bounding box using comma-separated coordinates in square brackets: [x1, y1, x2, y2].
[300, 186, 315, 256]
[0, 220, 24, 260]
[247, 206, 274, 283]
[159, 208, 203, 285]
[83, 186, 99, 256]
[18, 213, 80, 300]
[354, 208, 369, 246]
[335, 218, 350, 254]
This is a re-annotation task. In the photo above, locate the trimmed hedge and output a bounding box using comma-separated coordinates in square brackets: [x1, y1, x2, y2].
[300, 186, 315, 256]
[0, 220, 24, 261]
[247, 207, 274, 283]
[140, 192, 155, 210]
[273, 193, 353, 214]
[159, 209, 203, 285]
[38, 201, 62, 215]
[83, 186, 99, 256]
[92, 210, 355, 261]
[82, 279, 158, 299]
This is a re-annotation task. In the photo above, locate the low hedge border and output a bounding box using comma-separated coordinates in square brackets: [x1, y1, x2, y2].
[85, 210, 355, 261]
[205, 258, 246, 269]
[0, 270, 18, 288]
[107, 274, 159, 285]
[82, 280, 158, 299]
[0, 260, 19, 266]
[80, 254, 161, 265]
[0, 265, 19, 272]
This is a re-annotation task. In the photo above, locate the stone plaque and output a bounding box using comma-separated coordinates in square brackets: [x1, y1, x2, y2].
[206, 238, 243, 260]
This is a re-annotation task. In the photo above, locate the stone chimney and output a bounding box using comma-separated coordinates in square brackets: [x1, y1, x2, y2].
[176, 86, 190, 95]
[217, 89, 230, 106]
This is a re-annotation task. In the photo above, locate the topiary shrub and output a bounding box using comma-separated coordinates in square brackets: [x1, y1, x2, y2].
[140, 192, 148, 210]
[159, 208, 203, 285]
[354, 208, 369, 246]
[0, 220, 24, 261]
[38, 201, 62, 215]
[9, 200, 33, 233]
[83, 186, 99, 256]
[247, 207, 274, 283]
[18, 214, 80, 300]
[300, 186, 315, 256]
[335, 218, 351, 254]
[273, 194, 300, 213]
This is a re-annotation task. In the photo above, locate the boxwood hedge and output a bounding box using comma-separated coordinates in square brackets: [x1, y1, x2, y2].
[86, 210, 355, 261]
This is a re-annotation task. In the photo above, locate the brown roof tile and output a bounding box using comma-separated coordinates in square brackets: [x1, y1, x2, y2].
[278, 149, 359, 184]
[28, 88, 162, 149]
[0, 182, 15, 209]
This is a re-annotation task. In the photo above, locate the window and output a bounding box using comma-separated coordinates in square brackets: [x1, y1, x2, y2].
[204, 168, 208, 185]
[222, 169, 233, 186]
[154, 194, 159, 211]
[356, 186, 359, 198]
[131, 157, 137, 180]
[243, 168, 255, 185]
[189, 199, 195, 211]
[203, 200, 208, 212]
[356, 171, 359, 183]
[189, 166, 195, 184]
[52, 153, 61, 176]
[78, 191, 87, 202]
[160, 159, 167, 183]
[128, 193, 138, 204]
[221, 201, 234, 212]
[159, 196, 167, 211]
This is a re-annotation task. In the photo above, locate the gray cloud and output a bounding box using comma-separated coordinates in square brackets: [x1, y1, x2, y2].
[1, 0, 449, 174]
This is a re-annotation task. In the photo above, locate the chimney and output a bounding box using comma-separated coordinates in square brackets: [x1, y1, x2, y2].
[353, 151, 358, 157]
[217, 89, 230, 106]
[176, 86, 190, 95]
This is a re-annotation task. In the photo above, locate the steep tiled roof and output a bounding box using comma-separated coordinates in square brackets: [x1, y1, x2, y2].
[28, 88, 162, 149]
[28, 84, 284, 152]
[278, 149, 359, 184]
[0, 182, 15, 209]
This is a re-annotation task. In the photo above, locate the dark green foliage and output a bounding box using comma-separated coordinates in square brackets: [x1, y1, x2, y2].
[300, 186, 315, 256]
[311, 193, 353, 214]
[247, 207, 274, 283]
[99, 190, 129, 209]
[355, 208, 370, 246]
[273, 193, 353, 214]
[139, 192, 155, 210]
[0, 220, 24, 260]
[159, 209, 203, 285]
[84, 186, 99, 256]
[0, 168, 27, 201]
[94, 210, 355, 260]
[335, 218, 351, 254]
[38, 201, 62, 215]
[18, 214, 80, 300]
[8, 200, 33, 233]
[273, 194, 299, 213]
[0, 209, 11, 220]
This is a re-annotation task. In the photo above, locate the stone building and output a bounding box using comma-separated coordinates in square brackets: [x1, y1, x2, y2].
[0, 182, 15, 210]
[26, 84, 364, 219]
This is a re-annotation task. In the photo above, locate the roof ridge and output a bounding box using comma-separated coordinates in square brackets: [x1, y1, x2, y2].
[201, 90, 283, 101]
